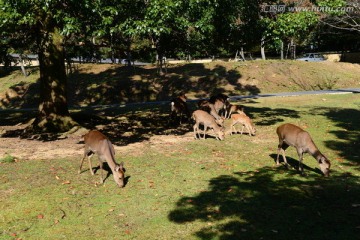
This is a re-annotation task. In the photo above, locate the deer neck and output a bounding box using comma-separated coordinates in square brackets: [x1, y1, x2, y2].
[309, 147, 323, 161]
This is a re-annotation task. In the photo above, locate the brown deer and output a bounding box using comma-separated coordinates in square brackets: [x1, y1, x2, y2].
[210, 93, 230, 117]
[230, 113, 256, 136]
[170, 94, 190, 124]
[225, 104, 244, 119]
[276, 123, 331, 177]
[192, 110, 225, 140]
[79, 130, 126, 187]
[197, 99, 224, 125]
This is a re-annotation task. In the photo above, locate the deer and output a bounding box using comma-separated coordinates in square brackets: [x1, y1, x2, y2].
[197, 99, 225, 126]
[210, 93, 230, 117]
[79, 130, 126, 187]
[276, 123, 331, 177]
[225, 104, 244, 119]
[230, 113, 256, 136]
[192, 110, 225, 140]
[170, 94, 191, 124]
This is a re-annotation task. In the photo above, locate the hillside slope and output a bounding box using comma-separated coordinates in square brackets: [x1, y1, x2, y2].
[0, 60, 359, 108]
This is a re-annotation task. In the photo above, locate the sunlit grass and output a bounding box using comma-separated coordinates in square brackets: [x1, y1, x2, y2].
[1, 93, 359, 239]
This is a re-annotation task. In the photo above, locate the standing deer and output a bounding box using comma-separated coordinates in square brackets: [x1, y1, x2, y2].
[197, 99, 225, 125]
[276, 123, 331, 177]
[192, 110, 225, 140]
[230, 113, 256, 136]
[210, 93, 230, 117]
[225, 104, 244, 119]
[79, 130, 126, 187]
[170, 94, 190, 124]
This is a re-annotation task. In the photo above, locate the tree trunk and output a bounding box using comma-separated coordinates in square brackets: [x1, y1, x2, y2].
[261, 36, 266, 60]
[30, 29, 77, 133]
[240, 47, 245, 61]
[19, 54, 28, 77]
[280, 40, 284, 60]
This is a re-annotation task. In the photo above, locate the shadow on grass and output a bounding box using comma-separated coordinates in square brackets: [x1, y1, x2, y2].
[1, 63, 260, 109]
[320, 108, 360, 171]
[168, 167, 360, 240]
[269, 153, 324, 176]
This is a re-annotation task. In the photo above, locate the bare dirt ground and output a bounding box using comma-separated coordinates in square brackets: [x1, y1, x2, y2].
[0, 123, 195, 161]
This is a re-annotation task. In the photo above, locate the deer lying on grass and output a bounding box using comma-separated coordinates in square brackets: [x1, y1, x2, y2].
[276, 123, 331, 177]
[192, 110, 225, 140]
[170, 94, 190, 124]
[79, 130, 125, 187]
[230, 113, 256, 136]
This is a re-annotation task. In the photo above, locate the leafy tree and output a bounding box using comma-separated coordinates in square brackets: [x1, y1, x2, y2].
[317, 0, 360, 33]
[0, 0, 100, 132]
[260, 0, 319, 59]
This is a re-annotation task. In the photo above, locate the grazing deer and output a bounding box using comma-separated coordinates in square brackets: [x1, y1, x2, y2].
[170, 94, 190, 124]
[192, 110, 225, 140]
[79, 130, 126, 187]
[230, 113, 256, 136]
[276, 123, 331, 177]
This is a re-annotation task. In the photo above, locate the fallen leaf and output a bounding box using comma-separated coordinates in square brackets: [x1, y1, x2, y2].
[62, 180, 71, 185]
[55, 176, 60, 180]
[37, 214, 44, 219]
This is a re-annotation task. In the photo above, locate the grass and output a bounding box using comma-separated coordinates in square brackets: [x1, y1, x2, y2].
[1, 93, 359, 239]
[0, 154, 16, 163]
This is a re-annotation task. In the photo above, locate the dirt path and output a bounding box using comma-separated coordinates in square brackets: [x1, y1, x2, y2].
[0, 127, 194, 161]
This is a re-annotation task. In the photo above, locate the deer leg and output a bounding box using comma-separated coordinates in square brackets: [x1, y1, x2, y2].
[276, 146, 282, 165]
[231, 121, 236, 135]
[203, 125, 207, 139]
[297, 151, 304, 174]
[240, 124, 245, 135]
[85, 153, 95, 175]
[179, 112, 183, 124]
[193, 124, 199, 139]
[79, 150, 89, 174]
[277, 142, 290, 167]
[281, 149, 290, 167]
[98, 157, 105, 183]
[245, 124, 251, 136]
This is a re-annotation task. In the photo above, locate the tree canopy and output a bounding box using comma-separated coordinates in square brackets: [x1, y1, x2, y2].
[0, 0, 359, 133]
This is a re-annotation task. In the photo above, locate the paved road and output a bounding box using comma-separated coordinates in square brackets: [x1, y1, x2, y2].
[228, 88, 360, 101]
[119, 88, 360, 107]
[3, 88, 358, 111]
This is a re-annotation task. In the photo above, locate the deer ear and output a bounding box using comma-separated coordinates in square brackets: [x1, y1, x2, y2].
[118, 162, 125, 172]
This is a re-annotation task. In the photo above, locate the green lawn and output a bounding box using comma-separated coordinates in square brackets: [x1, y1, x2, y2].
[1, 93, 359, 240]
